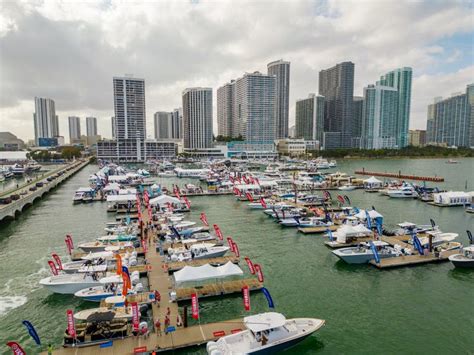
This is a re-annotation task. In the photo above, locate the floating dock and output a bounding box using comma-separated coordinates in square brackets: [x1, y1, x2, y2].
[354, 169, 444, 182]
[176, 279, 263, 301]
[369, 249, 459, 269]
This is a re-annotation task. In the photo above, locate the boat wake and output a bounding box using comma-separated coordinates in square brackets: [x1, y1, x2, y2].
[0, 296, 28, 316]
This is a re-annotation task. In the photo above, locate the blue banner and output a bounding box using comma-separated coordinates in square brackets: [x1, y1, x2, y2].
[369, 241, 380, 264]
[122, 266, 130, 278]
[170, 225, 181, 238]
[365, 210, 372, 229]
[467, 230, 473, 244]
[353, 207, 360, 214]
[376, 222, 383, 236]
[100, 341, 113, 348]
[22, 320, 41, 345]
[412, 234, 424, 255]
[327, 229, 334, 241]
[261, 287, 275, 309]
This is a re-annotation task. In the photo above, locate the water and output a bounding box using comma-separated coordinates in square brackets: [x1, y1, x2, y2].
[0, 158, 473, 354]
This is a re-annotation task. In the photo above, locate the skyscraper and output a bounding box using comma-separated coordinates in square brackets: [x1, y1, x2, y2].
[217, 81, 235, 137]
[68, 116, 81, 142]
[295, 94, 325, 143]
[267, 59, 290, 138]
[361, 84, 399, 149]
[352, 96, 364, 147]
[466, 84, 474, 147]
[113, 76, 146, 140]
[234, 72, 276, 142]
[182, 88, 213, 149]
[33, 97, 59, 145]
[86, 116, 97, 136]
[377, 67, 412, 148]
[171, 108, 183, 139]
[318, 61, 354, 148]
[111, 117, 116, 138]
[154, 112, 173, 139]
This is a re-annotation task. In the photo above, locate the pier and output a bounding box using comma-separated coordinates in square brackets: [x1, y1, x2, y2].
[369, 249, 459, 269]
[0, 159, 90, 223]
[354, 169, 444, 182]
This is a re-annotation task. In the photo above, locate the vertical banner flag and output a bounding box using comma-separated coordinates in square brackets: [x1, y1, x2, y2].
[183, 196, 191, 209]
[233, 242, 240, 257]
[260, 197, 267, 209]
[200, 212, 209, 226]
[242, 286, 250, 311]
[261, 287, 275, 309]
[365, 210, 372, 229]
[48, 260, 58, 275]
[175, 190, 181, 199]
[337, 195, 345, 204]
[51, 253, 63, 270]
[227, 237, 235, 252]
[131, 302, 139, 331]
[213, 224, 224, 240]
[254, 264, 264, 283]
[65, 237, 72, 255]
[6, 342, 26, 355]
[66, 235, 74, 249]
[245, 192, 254, 202]
[244, 257, 255, 274]
[66, 310, 76, 337]
[115, 254, 122, 275]
[191, 293, 199, 320]
[22, 320, 41, 345]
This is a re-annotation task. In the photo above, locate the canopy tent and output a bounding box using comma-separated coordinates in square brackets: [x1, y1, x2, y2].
[173, 261, 243, 283]
[354, 210, 383, 220]
[106, 194, 136, 202]
[103, 183, 121, 192]
[108, 175, 130, 182]
[335, 224, 372, 243]
[149, 194, 181, 206]
[363, 176, 383, 184]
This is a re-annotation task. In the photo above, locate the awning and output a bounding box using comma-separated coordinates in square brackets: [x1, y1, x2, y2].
[149, 194, 181, 205]
[173, 261, 243, 283]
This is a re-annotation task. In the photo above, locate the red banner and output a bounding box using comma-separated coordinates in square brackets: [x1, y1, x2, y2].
[213, 224, 223, 240]
[200, 212, 209, 226]
[242, 176, 249, 184]
[183, 196, 191, 209]
[229, 176, 234, 184]
[147, 204, 152, 219]
[141, 238, 148, 253]
[66, 234, 74, 249]
[65, 237, 72, 255]
[134, 346, 147, 353]
[48, 260, 58, 275]
[242, 286, 250, 311]
[254, 264, 264, 282]
[122, 273, 130, 296]
[175, 190, 181, 199]
[260, 197, 267, 209]
[66, 309, 76, 337]
[132, 302, 139, 331]
[233, 242, 240, 257]
[337, 195, 345, 204]
[227, 237, 234, 252]
[191, 293, 199, 320]
[6, 342, 26, 355]
[52, 253, 63, 270]
[245, 192, 254, 202]
[244, 257, 255, 274]
[255, 178, 260, 185]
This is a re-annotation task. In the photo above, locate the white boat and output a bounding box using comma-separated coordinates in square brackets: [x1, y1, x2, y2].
[206, 312, 325, 354]
[74, 275, 125, 302]
[73, 187, 94, 204]
[168, 243, 229, 261]
[62, 258, 108, 274]
[338, 184, 356, 191]
[449, 246, 474, 268]
[174, 221, 197, 230]
[387, 186, 418, 198]
[39, 273, 104, 294]
[332, 241, 403, 264]
[10, 163, 25, 176]
[97, 234, 137, 243]
[279, 217, 332, 228]
[78, 241, 133, 253]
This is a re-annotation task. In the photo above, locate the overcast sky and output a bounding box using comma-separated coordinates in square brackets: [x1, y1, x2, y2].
[0, 0, 473, 142]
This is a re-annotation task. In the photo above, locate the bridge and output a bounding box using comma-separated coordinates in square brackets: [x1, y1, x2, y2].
[0, 159, 90, 223]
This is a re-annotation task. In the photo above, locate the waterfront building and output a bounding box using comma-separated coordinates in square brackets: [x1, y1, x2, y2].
[86, 116, 98, 136]
[275, 138, 306, 156]
[68, 116, 81, 142]
[377, 67, 412, 148]
[97, 139, 177, 162]
[234, 72, 276, 142]
[171, 108, 183, 139]
[267, 59, 290, 138]
[0, 132, 25, 151]
[33, 97, 59, 145]
[361, 84, 399, 149]
[408, 130, 426, 146]
[318, 61, 354, 148]
[295, 94, 325, 144]
[154, 112, 173, 139]
[217, 81, 235, 137]
[227, 141, 277, 159]
[426, 86, 472, 147]
[182, 87, 213, 149]
[352, 96, 364, 148]
[467, 84, 474, 147]
[111, 116, 116, 138]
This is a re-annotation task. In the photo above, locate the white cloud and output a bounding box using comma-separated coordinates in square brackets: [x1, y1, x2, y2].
[0, 0, 473, 141]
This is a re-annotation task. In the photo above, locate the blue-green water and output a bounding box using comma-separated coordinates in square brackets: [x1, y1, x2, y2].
[0, 158, 473, 354]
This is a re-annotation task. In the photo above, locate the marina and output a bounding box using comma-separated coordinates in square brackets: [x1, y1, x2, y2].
[0, 157, 473, 355]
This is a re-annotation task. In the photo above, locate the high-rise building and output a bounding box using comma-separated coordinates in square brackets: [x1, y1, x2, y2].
[113, 76, 146, 140]
[467, 84, 474, 147]
[361, 84, 399, 149]
[217, 81, 235, 137]
[267, 59, 290, 138]
[182, 88, 213, 149]
[68, 116, 81, 142]
[377, 67, 412, 148]
[171, 108, 183, 139]
[318, 61, 354, 148]
[295, 94, 325, 143]
[33, 97, 59, 145]
[111, 117, 116, 138]
[234, 72, 276, 142]
[154, 112, 173, 139]
[426, 86, 472, 147]
[86, 116, 97, 136]
[408, 130, 426, 146]
[352, 96, 364, 147]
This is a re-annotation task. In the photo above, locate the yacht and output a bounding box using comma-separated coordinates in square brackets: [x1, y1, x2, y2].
[387, 186, 418, 198]
[62, 257, 108, 274]
[332, 241, 403, 264]
[10, 163, 25, 176]
[39, 273, 105, 294]
[206, 312, 325, 355]
[73, 187, 95, 204]
[448, 246, 474, 268]
[78, 240, 134, 253]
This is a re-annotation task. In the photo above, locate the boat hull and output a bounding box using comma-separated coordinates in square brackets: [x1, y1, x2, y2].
[40, 280, 101, 294]
[449, 255, 474, 268]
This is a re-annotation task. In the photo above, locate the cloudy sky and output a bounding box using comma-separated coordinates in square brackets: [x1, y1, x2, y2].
[0, 0, 473, 142]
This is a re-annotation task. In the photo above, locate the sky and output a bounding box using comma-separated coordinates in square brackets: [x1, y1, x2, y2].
[0, 0, 473, 143]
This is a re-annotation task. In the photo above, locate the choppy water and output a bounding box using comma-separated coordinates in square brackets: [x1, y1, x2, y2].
[0, 158, 473, 354]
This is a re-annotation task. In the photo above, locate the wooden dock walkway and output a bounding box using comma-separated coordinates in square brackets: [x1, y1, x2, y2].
[369, 249, 459, 269]
[354, 169, 444, 182]
[166, 255, 239, 272]
[176, 278, 263, 301]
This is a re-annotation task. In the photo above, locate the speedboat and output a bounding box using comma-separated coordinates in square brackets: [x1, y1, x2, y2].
[168, 243, 229, 261]
[74, 275, 126, 302]
[62, 258, 108, 274]
[206, 312, 325, 354]
[449, 246, 474, 268]
[279, 217, 332, 228]
[97, 234, 137, 243]
[338, 184, 356, 191]
[387, 186, 418, 198]
[39, 273, 104, 294]
[332, 241, 403, 264]
[78, 241, 133, 253]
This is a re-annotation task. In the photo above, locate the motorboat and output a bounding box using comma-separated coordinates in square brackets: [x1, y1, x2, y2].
[449, 246, 474, 268]
[174, 221, 197, 230]
[74, 275, 128, 302]
[338, 184, 357, 191]
[206, 312, 325, 354]
[96, 234, 137, 243]
[39, 273, 104, 294]
[168, 243, 229, 261]
[10, 163, 25, 176]
[62, 258, 108, 274]
[73, 188, 95, 204]
[267, 208, 303, 220]
[72, 307, 133, 321]
[332, 241, 403, 264]
[78, 241, 133, 253]
[279, 217, 332, 228]
[387, 186, 418, 198]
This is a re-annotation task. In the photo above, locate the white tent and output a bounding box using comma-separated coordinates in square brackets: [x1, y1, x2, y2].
[119, 188, 137, 195]
[149, 194, 181, 206]
[335, 224, 372, 243]
[103, 183, 121, 192]
[173, 261, 243, 283]
[106, 194, 136, 202]
[363, 176, 383, 188]
[108, 175, 129, 182]
[354, 210, 383, 220]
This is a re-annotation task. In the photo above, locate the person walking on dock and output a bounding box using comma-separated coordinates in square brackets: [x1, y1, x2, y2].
[155, 318, 161, 335]
[154, 290, 161, 306]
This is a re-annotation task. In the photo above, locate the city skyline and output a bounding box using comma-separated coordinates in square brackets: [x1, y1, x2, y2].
[0, 1, 473, 141]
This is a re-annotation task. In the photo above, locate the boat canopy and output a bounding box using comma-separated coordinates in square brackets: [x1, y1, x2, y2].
[106, 194, 136, 202]
[335, 224, 372, 243]
[173, 261, 243, 283]
[354, 210, 383, 219]
[99, 275, 123, 284]
[76, 187, 94, 192]
[363, 176, 382, 184]
[234, 184, 261, 191]
[244, 312, 286, 333]
[103, 183, 121, 191]
[189, 243, 215, 251]
[149, 194, 181, 206]
[118, 188, 137, 195]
